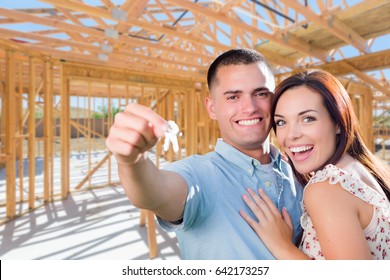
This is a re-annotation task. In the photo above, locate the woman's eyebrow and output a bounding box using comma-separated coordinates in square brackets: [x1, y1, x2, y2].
[274, 109, 318, 118]
[298, 109, 318, 116]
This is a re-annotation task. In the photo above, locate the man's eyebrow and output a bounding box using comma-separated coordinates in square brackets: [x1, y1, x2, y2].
[253, 87, 270, 91]
[223, 90, 241, 95]
[252, 87, 272, 94]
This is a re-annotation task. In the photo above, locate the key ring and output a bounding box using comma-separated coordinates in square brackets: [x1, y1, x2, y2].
[163, 120, 180, 153]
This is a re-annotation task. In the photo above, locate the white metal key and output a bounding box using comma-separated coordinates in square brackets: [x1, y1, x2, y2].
[163, 120, 180, 153]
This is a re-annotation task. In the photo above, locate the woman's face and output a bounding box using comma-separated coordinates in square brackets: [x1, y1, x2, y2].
[274, 85, 339, 174]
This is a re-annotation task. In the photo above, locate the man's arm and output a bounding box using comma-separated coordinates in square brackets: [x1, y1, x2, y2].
[106, 103, 188, 222]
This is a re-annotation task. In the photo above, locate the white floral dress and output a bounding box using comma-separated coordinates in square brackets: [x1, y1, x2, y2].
[299, 163, 390, 259]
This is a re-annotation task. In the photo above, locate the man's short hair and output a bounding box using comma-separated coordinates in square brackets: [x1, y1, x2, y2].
[207, 48, 273, 91]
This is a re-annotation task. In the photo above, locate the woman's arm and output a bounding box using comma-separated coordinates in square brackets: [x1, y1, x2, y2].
[303, 181, 373, 259]
[240, 188, 310, 259]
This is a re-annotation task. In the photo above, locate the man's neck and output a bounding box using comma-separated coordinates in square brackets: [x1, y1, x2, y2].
[239, 146, 271, 164]
[253, 150, 271, 164]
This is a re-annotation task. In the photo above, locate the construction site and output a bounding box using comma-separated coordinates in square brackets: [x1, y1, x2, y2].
[0, 0, 389, 260]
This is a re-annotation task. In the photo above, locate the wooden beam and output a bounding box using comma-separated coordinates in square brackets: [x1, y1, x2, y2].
[336, 0, 388, 18]
[275, 49, 390, 98]
[0, 28, 206, 70]
[0, 7, 213, 63]
[39, 0, 224, 49]
[339, 61, 390, 97]
[280, 0, 368, 53]
[320, 49, 390, 75]
[74, 153, 111, 189]
[99, 0, 116, 9]
[63, 63, 197, 88]
[19, 44, 205, 80]
[165, 0, 329, 61]
[219, 0, 246, 13]
[41, 0, 329, 62]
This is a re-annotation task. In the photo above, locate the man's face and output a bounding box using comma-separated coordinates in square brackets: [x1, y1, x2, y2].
[205, 63, 274, 155]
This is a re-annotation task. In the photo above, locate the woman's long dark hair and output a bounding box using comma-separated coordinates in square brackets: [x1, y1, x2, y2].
[272, 69, 390, 200]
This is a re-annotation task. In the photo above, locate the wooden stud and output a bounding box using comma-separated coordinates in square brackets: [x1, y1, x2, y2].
[43, 60, 53, 202]
[28, 57, 36, 208]
[60, 68, 70, 198]
[88, 81, 91, 188]
[108, 83, 112, 185]
[146, 210, 158, 259]
[5, 50, 16, 218]
[17, 61, 24, 202]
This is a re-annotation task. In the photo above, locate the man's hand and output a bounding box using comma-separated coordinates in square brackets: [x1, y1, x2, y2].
[106, 103, 168, 165]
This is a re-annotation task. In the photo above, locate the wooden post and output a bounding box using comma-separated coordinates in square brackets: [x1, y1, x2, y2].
[363, 90, 374, 151]
[28, 57, 36, 208]
[198, 83, 209, 154]
[166, 89, 175, 162]
[5, 50, 16, 218]
[185, 88, 197, 155]
[108, 83, 112, 185]
[88, 81, 91, 188]
[0, 59, 4, 167]
[17, 61, 24, 202]
[43, 60, 53, 202]
[146, 210, 158, 259]
[60, 70, 70, 198]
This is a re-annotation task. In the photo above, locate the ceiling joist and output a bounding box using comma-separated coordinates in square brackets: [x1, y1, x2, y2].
[0, 0, 388, 100]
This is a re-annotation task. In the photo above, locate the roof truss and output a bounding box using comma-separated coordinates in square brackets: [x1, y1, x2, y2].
[0, 0, 388, 97]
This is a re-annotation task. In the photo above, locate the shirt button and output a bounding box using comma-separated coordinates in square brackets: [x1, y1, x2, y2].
[248, 169, 252, 174]
[265, 181, 271, 187]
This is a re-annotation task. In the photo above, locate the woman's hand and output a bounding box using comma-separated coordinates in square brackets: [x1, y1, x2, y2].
[240, 188, 297, 259]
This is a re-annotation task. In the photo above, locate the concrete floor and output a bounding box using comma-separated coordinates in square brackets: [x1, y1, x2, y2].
[0, 144, 182, 260]
[0, 186, 181, 260]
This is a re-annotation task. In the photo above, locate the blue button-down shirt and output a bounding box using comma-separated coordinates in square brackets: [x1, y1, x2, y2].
[158, 139, 303, 259]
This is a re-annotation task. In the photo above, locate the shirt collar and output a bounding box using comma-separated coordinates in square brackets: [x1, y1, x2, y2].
[214, 138, 282, 176]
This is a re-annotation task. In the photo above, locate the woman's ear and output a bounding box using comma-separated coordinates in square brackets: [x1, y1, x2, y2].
[205, 96, 217, 120]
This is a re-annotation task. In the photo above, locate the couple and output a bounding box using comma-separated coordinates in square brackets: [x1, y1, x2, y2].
[106, 48, 390, 260]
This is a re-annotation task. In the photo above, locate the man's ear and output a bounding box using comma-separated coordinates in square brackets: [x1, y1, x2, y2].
[205, 96, 217, 120]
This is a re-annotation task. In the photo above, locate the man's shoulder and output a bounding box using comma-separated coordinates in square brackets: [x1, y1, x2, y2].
[165, 151, 220, 168]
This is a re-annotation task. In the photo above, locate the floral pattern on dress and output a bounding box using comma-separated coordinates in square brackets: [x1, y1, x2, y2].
[299, 164, 390, 259]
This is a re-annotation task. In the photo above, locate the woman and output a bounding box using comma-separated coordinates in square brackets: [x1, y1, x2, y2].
[240, 69, 390, 259]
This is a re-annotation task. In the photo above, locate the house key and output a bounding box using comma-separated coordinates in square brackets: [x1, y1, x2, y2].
[163, 120, 180, 153]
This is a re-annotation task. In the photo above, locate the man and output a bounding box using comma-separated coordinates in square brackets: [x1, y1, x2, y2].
[106, 48, 303, 259]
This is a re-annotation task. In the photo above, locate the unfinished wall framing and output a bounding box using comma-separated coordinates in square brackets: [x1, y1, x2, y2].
[0, 41, 220, 223]
[0, 34, 386, 225]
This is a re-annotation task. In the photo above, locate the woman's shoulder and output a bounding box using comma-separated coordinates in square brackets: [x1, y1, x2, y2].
[309, 164, 344, 183]
[304, 171, 346, 205]
[306, 157, 389, 209]
[304, 160, 361, 207]
[308, 155, 365, 187]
